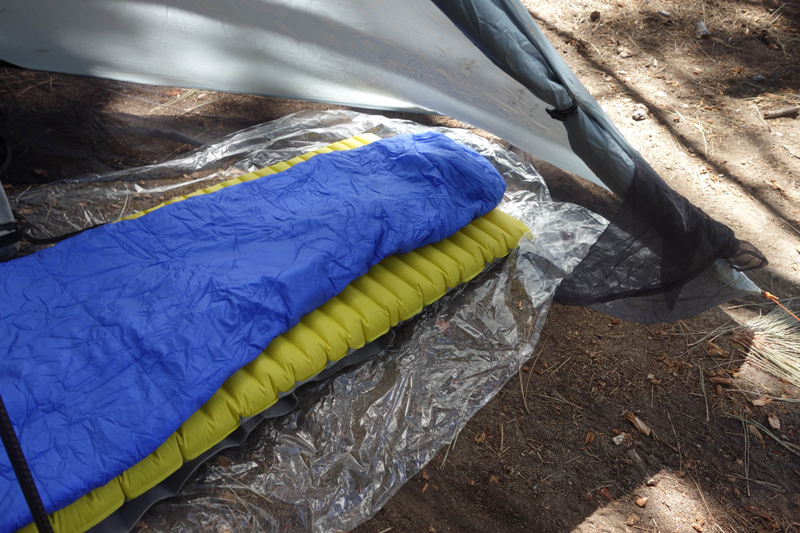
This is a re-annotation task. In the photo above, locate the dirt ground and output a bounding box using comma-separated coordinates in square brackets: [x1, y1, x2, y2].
[1, 0, 800, 532]
[354, 1, 800, 532]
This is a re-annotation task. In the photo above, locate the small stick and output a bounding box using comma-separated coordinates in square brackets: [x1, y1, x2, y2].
[531, 392, 582, 409]
[695, 115, 708, 157]
[667, 411, 683, 471]
[742, 415, 751, 497]
[764, 106, 799, 119]
[438, 428, 460, 470]
[500, 423, 505, 452]
[16, 79, 52, 96]
[764, 4, 786, 29]
[752, 104, 774, 133]
[727, 473, 784, 490]
[544, 356, 572, 375]
[519, 366, 530, 414]
[783, 146, 800, 160]
[699, 366, 709, 422]
[735, 390, 800, 403]
[149, 88, 197, 114]
[552, 391, 582, 409]
[522, 338, 547, 411]
[688, 472, 714, 519]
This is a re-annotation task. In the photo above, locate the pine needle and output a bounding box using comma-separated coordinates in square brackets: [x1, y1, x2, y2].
[736, 302, 800, 389]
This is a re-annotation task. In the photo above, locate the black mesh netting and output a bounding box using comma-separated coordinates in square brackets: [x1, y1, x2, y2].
[554, 159, 767, 321]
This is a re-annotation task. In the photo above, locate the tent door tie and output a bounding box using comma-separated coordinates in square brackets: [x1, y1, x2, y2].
[546, 101, 579, 121]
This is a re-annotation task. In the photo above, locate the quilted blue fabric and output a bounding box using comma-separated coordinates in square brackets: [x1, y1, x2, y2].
[0, 132, 505, 532]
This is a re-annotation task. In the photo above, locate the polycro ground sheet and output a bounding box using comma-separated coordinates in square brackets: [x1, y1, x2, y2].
[2, 131, 528, 533]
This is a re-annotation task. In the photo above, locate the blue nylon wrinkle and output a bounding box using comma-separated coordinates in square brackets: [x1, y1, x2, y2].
[0, 131, 506, 532]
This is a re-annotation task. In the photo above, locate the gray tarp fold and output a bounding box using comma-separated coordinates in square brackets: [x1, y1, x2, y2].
[0, 0, 765, 316]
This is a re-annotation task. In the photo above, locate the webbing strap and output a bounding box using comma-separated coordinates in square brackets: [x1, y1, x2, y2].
[545, 101, 579, 121]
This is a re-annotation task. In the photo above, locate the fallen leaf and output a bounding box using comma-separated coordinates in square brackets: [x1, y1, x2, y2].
[422, 471, 429, 480]
[752, 397, 772, 406]
[744, 505, 774, 521]
[709, 376, 732, 386]
[618, 46, 634, 58]
[219, 491, 238, 504]
[429, 526, 437, 533]
[488, 475, 499, 486]
[435, 320, 450, 335]
[585, 431, 596, 444]
[635, 496, 647, 507]
[422, 482, 428, 494]
[626, 412, 652, 436]
[474, 432, 486, 445]
[692, 524, 704, 532]
[599, 487, 614, 500]
[768, 412, 781, 430]
[625, 514, 639, 526]
[748, 424, 765, 444]
[707, 340, 729, 357]
[33, 169, 48, 178]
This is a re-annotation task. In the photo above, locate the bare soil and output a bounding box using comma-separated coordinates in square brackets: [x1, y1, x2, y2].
[2, 0, 800, 532]
[354, 1, 800, 531]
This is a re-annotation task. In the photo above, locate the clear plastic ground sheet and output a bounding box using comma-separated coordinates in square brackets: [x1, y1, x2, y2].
[10, 111, 608, 532]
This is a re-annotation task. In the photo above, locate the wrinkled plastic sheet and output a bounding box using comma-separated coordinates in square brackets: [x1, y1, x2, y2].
[11, 111, 608, 532]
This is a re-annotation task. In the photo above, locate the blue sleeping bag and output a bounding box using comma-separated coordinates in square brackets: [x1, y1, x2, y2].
[0, 132, 506, 532]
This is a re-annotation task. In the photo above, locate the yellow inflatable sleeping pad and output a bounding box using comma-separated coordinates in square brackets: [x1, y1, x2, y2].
[19, 133, 529, 533]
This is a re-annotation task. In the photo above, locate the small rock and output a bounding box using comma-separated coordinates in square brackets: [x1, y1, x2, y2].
[632, 104, 648, 121]
[655, 91, 667, 98]
[753, 74, 766, 81]
[635, 496, 647, 507]
[488, 475, 499, 486]
[612, 433, 626, 445]
[590, 11, 601, 22]
[696, 21, 710, 39]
